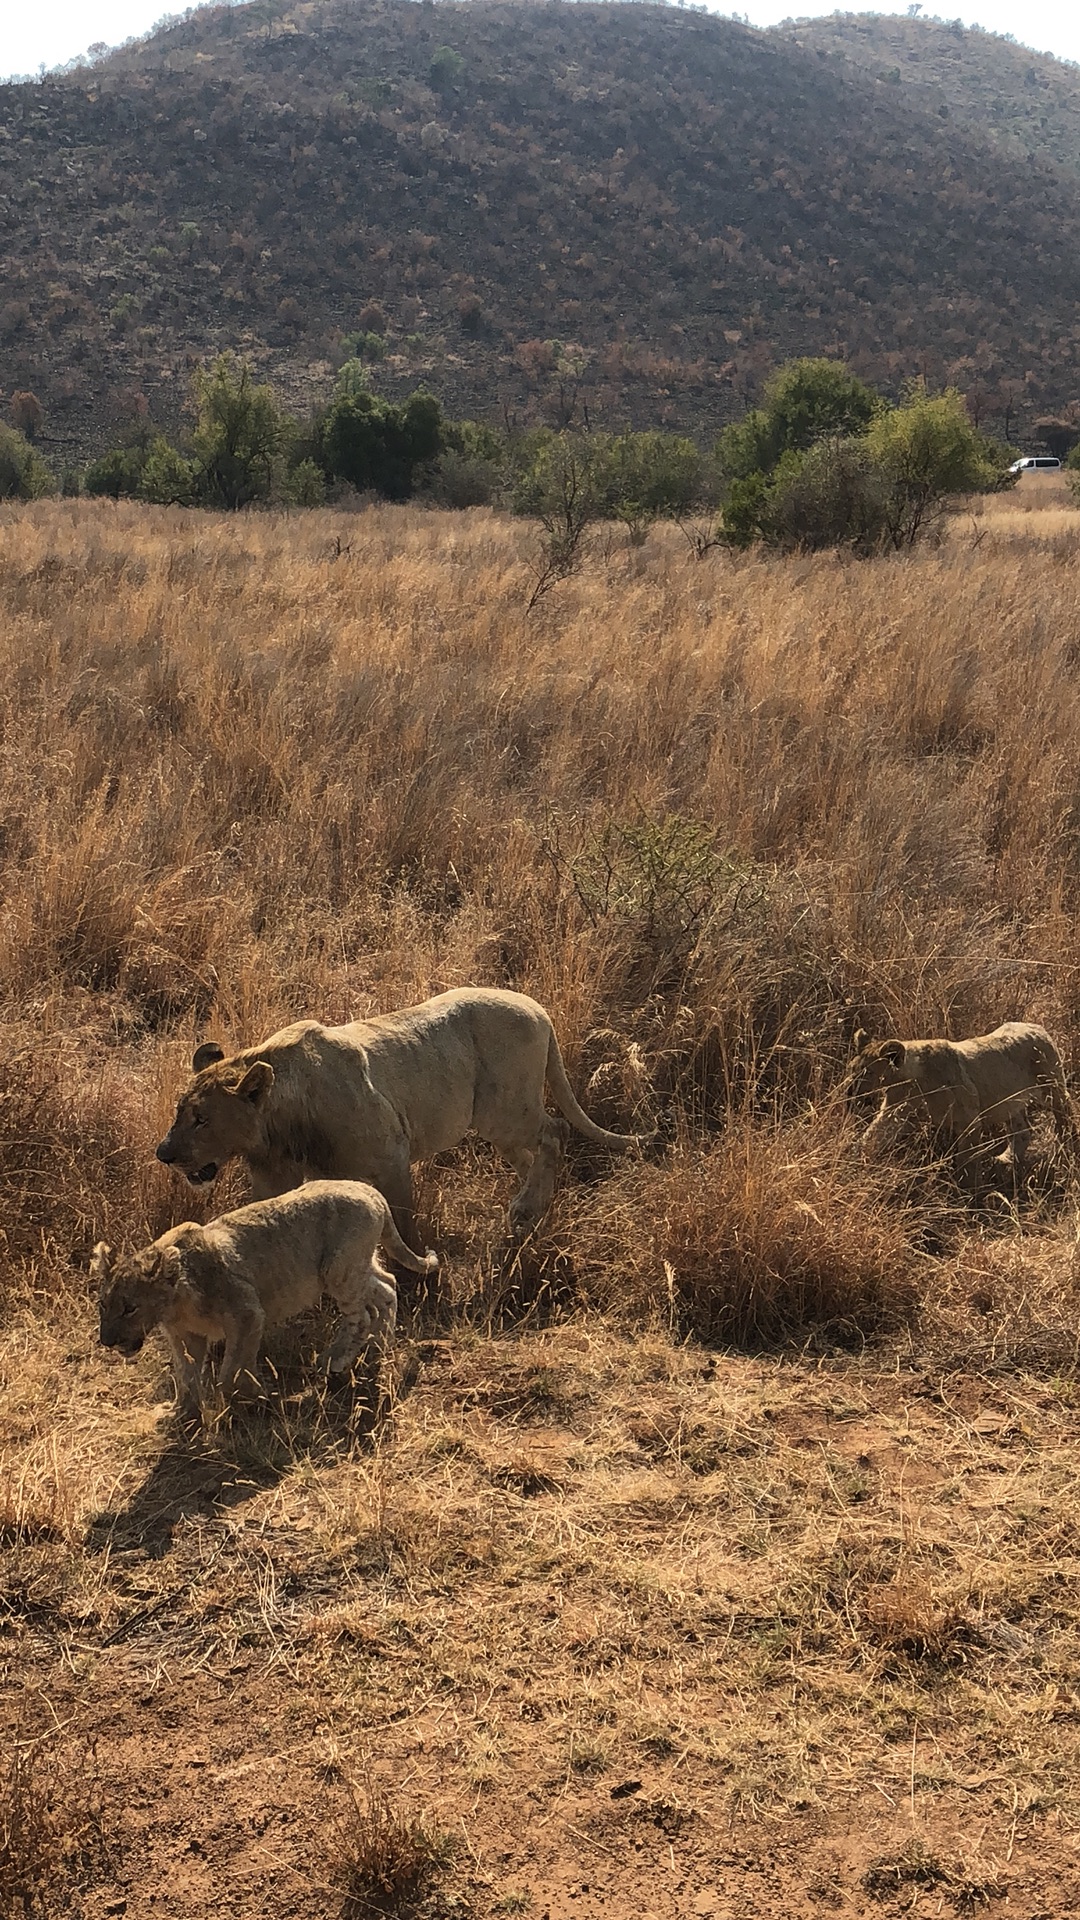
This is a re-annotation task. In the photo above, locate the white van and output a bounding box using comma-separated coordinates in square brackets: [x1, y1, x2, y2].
[1008, 456, 1062, 472]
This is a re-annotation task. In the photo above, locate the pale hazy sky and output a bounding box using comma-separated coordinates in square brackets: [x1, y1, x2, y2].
[1, 0, 1078, 82]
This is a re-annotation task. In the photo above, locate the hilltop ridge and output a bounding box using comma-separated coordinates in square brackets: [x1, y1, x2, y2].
[4, 0, 1080, 462]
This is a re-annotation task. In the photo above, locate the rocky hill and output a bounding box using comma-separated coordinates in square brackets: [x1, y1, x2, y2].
[4, 0, 1080, 464]
[778, 12, 1080, 179]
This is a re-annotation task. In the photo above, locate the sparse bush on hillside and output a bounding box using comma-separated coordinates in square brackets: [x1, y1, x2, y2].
[9, 390, 43, 441]
[428, 43, 465, 91]
[337, 328, 387, 365]
[0, 423, 53, 501]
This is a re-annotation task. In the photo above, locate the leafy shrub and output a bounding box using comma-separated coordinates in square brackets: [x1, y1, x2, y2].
[725, 438, 889, 553]
[867, 384, 1013, 546]
[284, 457, 326, 507]
[316, 374, 444, 500]
[597, 430, 707, 540]
[424, 419, 506, 507]
[721, 373, 1013, 553]
[83, 443, 146, 499]
[717, 357, 883, 483]
[0, 424, 53, 500]
[190, 353, 287, 509]
[139, 437, 197, 506]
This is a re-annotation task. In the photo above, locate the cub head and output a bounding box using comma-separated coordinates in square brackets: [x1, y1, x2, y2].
[156, 1044, 275, 1186]
[93, 1240, 184, 1356]
[848, 1031, 910, 1102]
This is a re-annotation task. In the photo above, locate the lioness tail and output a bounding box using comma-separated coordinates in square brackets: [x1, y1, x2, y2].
[545, 1030, 656, 1149]
[380, 1212, 439, 1274]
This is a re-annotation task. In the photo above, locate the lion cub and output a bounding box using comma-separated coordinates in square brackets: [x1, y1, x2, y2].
[94, 1180, 438, 1422]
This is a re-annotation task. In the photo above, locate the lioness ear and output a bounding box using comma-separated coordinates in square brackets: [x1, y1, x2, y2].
[90, 1242, 114, 1285]
[235, 1060, 274, 1104]
[192, 1042, 225, 1073]
[853, 1029, 869, 1055]
[882, 1041, 905, 1070]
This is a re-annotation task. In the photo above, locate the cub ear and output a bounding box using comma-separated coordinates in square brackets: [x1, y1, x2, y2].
[192, 1042, 226, 1073]
[853, 1029, 869, 1056]
[143, 1244, 184, 1288]
[235, 1060, 274, 1104]
[882, 1041, 906, 1070]
[90, 1242, 114, 1285]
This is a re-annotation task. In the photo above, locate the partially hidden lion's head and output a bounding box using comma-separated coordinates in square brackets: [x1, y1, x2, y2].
[848, 1032, 911, 1104]
[156, 1044, 275, 1186]
[93, 1240, 184, 1356]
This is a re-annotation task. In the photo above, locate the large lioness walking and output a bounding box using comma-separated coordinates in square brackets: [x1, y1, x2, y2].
[157, 988, 653, 1241]
[850, 1021, 1073, 1185]
[94, 1180, 436, 1421]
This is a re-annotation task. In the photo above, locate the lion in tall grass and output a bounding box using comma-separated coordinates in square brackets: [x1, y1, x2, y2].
[156, 987, 653, 1242]
[94, 1179, 436, 1421]
[851, 1021, 1073, 1186]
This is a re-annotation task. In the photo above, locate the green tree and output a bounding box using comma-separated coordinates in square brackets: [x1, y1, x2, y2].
[84, 441, 148, 499]
[0, 423, 53, 500]
[868, 385, 1011, 547]
[717, 357, 883, 483]
[317, 375, 444, 500]
[597, 431, 706, 541]
[429, 45, 464, 90]
[191, 354, 287, 509]
[140, 436, 197, 506]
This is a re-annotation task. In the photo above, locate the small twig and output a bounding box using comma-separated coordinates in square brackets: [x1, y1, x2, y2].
[100, 1586, 187, 1648]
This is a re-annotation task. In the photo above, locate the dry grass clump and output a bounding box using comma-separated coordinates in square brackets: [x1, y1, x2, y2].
[0, 1737, 113, 1918]
[330, 1778, 457, 1917]
[573, 1121, 928, 1344]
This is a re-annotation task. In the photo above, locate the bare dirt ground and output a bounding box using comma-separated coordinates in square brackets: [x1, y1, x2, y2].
[7, 1274, 1080, 1920]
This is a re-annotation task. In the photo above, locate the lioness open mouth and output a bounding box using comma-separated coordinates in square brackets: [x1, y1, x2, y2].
[187, 1163, 219, 1185]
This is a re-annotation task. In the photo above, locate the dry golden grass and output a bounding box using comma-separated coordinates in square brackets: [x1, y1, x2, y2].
[3, 496, 1080, 1916]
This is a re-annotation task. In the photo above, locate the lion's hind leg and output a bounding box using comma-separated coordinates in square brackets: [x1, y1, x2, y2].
[505, 1118, 567, 1239]
[325, 1251, 398, 1372]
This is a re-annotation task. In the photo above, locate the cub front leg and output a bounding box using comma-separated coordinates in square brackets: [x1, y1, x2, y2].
[163, 1329, 208, 1425]
[218, 1298, 266, 1409]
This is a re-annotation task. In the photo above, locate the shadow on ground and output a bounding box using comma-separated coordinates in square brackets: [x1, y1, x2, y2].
[84, 1334, 422, 1558]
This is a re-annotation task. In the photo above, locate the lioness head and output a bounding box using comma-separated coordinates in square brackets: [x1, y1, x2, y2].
[93, 1240, 184, 1356]
[156, 1044, 275, 1186]
[848, 1032, 910, 1103]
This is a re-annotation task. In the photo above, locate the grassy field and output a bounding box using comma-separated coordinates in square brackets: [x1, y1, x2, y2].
[3, 490, 1080, 1918]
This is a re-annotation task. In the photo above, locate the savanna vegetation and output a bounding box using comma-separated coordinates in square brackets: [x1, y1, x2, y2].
[4, 488, 1080, 1916]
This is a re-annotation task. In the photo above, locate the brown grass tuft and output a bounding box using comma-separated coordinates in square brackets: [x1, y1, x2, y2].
[331, 1778, 457, 1917]
[0, 1736, 113, 1918]
[574, 1121, 927, 1344]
